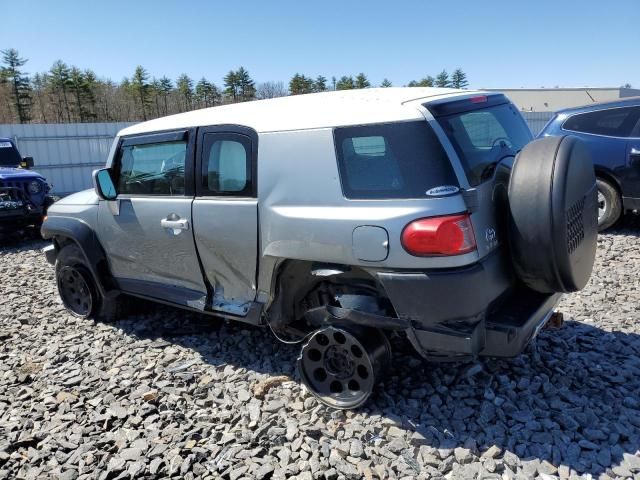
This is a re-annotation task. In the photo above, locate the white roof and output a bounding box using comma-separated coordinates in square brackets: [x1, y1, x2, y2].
[119, 87, 479, 136]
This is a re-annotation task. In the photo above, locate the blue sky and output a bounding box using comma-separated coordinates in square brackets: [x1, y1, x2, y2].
[2, 0, 638, 89]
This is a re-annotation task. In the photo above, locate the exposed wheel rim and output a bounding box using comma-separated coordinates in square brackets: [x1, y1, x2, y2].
[57, 265, 94, 318]
[298, 327, 388, 409]
[598, 189, 607, 222]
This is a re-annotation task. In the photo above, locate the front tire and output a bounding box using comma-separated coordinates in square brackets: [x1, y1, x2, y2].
[596, 178, 622, 231]
[55, 244, 125, 322]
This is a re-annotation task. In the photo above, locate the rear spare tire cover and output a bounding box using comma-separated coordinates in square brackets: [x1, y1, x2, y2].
[508, 135, 598, 293]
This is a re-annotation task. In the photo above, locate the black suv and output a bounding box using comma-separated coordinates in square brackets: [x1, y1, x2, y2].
[0, 137, 54, 235]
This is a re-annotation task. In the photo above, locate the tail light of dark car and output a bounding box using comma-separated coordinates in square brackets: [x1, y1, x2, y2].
[401, 213, 476, 256]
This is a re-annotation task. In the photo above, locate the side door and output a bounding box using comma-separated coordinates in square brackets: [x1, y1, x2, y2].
[97, 129, 209, 309]
[625, 111, 640, 198]
[192, 126, 258, 316]
[562, 107, 639, 193]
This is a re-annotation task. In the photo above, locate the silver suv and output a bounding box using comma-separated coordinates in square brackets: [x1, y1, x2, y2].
[42, 88, 598, 408]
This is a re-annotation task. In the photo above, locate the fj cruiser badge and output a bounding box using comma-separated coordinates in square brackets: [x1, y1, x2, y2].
[425, 185, 460, 197]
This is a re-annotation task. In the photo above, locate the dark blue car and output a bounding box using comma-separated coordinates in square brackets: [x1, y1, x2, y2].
[538, 97, 640, 230]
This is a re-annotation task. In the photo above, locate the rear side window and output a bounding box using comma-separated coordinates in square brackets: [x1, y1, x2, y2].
[563, 107, 640, 137]
[200, 133, 252, 196]
[334, 121, 457, 199]
[117, 141, 186, 195]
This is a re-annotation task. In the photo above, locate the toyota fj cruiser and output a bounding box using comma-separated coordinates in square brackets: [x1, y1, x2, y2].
[42, 88, 598, 408]
[0, 137, 53, 235]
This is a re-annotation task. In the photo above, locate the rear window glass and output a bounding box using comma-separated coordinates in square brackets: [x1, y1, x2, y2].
[435, 103, 532, 187]
[334, 121, 457, 199]
[563, 107, 640, 137]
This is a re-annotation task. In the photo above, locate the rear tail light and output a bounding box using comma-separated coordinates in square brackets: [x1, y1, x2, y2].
[401, 214, 476, 256]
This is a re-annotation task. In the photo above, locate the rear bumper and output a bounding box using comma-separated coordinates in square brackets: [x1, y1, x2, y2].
[375, 252, 562, 358]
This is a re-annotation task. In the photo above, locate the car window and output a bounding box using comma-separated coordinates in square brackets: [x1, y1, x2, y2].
[458, 111, 509, 148]
[117, 141, 186, 195]
[0, 141, 21, 167]
[201, 134, 252, 196]
[435, 102, 533, 187]
[334, 121, 458, 199]
[563, 107, 640, 137]
[630, 115, 640, 138]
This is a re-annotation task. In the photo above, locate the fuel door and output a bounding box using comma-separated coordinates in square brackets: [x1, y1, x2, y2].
[352, 226, 389, 262]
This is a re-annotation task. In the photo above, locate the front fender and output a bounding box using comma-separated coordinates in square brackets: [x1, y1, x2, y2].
[41, 216, 115, 295]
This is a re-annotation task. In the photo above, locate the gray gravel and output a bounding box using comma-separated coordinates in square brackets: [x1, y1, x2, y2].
[1, 216, 639, 479]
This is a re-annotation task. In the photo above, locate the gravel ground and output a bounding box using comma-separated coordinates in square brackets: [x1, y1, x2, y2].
[0, 217, 639, 480]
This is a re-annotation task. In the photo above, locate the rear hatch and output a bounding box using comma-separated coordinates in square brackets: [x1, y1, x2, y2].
[426, 94, 534, 260]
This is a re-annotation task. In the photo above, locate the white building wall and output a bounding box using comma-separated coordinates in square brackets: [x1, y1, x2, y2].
[484, 87, 640, 112]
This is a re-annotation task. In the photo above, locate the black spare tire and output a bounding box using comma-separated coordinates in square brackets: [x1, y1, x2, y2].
[508, 135, 598, 293]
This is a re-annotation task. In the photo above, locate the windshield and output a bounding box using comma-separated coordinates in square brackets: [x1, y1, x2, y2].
[435, 102, 533, 186]
[0, 141, 21, 167]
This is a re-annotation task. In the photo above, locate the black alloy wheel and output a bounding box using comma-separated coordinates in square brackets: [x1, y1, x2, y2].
[56, 265, 95, 318]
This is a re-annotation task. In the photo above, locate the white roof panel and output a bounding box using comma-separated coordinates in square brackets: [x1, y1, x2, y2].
[119, 87, 481, 136]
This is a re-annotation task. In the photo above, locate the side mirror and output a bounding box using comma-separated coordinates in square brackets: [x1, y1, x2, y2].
[21, 156, 34, 169]
[93, 168, 117, 200]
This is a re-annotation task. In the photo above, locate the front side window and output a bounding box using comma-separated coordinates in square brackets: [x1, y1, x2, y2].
[435, 102, 533, 187]
[563, 107, 640, 137]
[201, 134, 252, 196]
[334, 121, 458, 199]
[117, 140, 186, 195]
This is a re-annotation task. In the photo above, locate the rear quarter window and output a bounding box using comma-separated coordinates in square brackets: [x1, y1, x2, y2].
[334, 121, 457, 199]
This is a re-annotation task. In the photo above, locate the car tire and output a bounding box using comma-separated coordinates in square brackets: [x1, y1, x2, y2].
[596, 178, 622, 231]
[55, 244, 126, 322]
[508, 135, 598, 293]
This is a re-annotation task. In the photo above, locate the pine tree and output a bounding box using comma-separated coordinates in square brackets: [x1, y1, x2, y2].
[314, 76, 328, 92]
[408, 76, 435, 87]
[380, 78, 392, 88]
[435, 70, 451, 88]
[289, 73, 314, 95]
[336, 76, 355, 90]
[1, 49, 32, 123]
[69, 67, 90, 122]
[451, 68, 469, 89]
[131, 66, 151, 120]
[83, 70, 98, 120]
[236, 67, 255, 101]
[49, 61, 72, 122]
[354, 73, 370, 89]
[223, 70, 239, 102]
[176, 74, 194, 111]
[158, 76, 173, 114]
[195, 77, 218, 108]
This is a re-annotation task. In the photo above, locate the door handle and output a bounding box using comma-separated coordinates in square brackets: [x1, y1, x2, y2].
[161, 218, 189, 231]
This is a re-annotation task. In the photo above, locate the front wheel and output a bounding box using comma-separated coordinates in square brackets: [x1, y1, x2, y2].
[596, 178, 622, 231]
[55, 244, 125, 321]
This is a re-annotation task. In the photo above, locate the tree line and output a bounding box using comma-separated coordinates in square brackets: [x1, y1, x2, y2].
[0, 48, 470, 124]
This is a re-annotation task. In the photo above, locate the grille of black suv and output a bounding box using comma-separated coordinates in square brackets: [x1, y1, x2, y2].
[566, 197, 585, 254]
